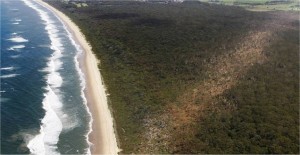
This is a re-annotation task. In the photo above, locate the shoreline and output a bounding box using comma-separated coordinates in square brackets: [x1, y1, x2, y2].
[35, 0, 119, 154]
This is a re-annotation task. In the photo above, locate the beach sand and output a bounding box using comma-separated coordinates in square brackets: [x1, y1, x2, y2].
[36, 0, 120, 154]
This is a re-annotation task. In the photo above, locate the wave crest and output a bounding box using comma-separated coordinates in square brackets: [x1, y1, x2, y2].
[8, 36, 28, 43]
[0, 74, 19, 79]
[7, 45, 25, 51]
[22, 0, 64, 154]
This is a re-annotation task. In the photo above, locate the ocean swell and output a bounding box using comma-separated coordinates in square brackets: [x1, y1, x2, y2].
[22, 0, 63, 154]
[0, 74, 19, 79]
[8, 36, 28, 43]
[47, 3, 93, 154]
[69, 29, 93, 155]
[1, 67, 16, 71]
[7, 45, 25, 51]
[21, 0, 93, 154]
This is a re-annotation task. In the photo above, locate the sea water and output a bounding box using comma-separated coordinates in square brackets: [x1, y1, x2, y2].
[1, 0, 92, 154]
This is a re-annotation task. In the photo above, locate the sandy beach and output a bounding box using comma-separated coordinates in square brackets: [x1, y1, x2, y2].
[36, 0, 119, 154]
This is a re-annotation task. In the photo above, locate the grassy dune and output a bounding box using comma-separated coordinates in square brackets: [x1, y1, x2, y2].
[47, 0, 299, 153]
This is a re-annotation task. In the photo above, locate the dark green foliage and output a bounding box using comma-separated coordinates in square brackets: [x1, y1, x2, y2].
[47, 0, 299, 153]
[192, 29, 299, 154]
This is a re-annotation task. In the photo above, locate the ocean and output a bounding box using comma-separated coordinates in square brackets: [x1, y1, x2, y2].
[1, 0, 92, 154]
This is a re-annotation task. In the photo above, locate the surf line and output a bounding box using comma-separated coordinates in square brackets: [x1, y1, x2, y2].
[22, 0, 63, 154]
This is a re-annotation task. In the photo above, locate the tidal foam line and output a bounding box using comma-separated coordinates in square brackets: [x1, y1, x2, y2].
[22, 0, 63, 154]
[70, 29, 93, 155]
[38, 1, 93, 154]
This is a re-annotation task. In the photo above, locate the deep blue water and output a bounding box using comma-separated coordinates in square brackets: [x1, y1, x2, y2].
[1, 0, 91, 154]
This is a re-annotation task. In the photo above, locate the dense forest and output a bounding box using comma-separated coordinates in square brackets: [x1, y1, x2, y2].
[46, 0, 299, 153]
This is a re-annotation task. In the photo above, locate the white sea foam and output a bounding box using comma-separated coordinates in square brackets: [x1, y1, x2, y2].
[57, 6, 93, 155]
[47, 59, 63, 88]
[38, 0, 93, 153]
[27, 86, 63, 155]
[71, 29, 93, 155]
[7, 45, 25, 51]
[11, 18, 21, 25]
[0, 74, 19, 79]
[1, 67, 16, 71]
[22, 0, 64, 154]
[12, 32, 23, 35]
[12, 18, 22, 22]
[8, 36, 28, 43]
[22, 0, 93, 154]
[10, 55, 21, 59]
